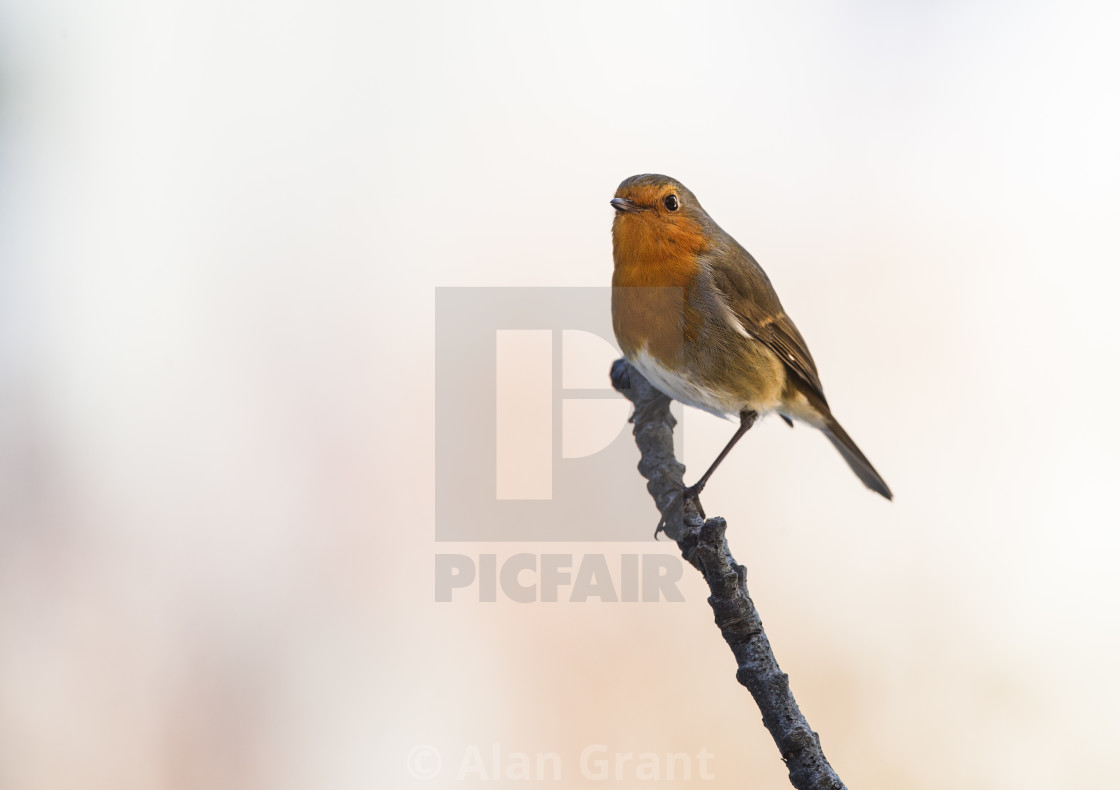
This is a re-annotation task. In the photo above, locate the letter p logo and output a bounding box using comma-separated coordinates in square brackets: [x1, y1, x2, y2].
[434, 288, 682, 541]
[495, 329, 632, 500]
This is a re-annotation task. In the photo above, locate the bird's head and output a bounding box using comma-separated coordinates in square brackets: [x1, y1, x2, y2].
[611, 174, 708, 278]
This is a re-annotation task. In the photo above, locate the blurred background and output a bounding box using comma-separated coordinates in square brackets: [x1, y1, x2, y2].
[2, 1, 1119, 788]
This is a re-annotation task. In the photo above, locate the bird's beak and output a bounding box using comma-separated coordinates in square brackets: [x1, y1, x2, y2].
[610, 197, 640, 213]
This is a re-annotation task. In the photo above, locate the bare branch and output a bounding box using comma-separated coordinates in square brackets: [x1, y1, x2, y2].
[610, 358, 847, 790]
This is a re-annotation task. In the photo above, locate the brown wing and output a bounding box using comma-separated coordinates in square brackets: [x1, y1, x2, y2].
[755, 312, 827, 407]
[707, 248, 829, 409]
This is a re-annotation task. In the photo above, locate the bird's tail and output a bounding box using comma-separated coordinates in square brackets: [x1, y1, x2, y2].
[821, 415, 893, 500]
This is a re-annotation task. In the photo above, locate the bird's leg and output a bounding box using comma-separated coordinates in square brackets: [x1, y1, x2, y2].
[653, 410, 759, 538]
[682, 410, 758, 517]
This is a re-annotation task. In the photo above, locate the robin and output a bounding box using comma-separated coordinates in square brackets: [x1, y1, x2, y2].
[610, 173, 892, 514]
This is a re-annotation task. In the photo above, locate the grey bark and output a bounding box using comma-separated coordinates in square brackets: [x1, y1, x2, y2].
[610, 358, 846, 790]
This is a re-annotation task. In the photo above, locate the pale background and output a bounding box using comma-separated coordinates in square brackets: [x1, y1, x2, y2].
[1, 1, 1119, 788]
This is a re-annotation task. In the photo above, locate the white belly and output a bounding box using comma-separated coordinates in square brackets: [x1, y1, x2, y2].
[628, 348, 737, 418]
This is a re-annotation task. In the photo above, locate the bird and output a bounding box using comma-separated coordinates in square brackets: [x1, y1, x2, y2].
[610, 173, 892, 513]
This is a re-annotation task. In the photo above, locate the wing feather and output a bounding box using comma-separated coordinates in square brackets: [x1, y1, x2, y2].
[708, 252, 829, 408]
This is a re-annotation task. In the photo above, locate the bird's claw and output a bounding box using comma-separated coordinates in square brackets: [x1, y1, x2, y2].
[682, 483, 707, 518]
[653, 483, 707, 539]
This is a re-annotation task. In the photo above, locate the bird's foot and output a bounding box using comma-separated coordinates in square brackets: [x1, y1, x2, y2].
[653, 482, 707, 539]
[681, 482, 707, 518]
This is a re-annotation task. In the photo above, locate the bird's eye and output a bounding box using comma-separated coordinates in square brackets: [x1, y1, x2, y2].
[663, 194, 679, 211]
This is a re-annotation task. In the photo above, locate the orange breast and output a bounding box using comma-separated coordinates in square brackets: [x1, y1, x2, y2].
[611, 213, 706, 366]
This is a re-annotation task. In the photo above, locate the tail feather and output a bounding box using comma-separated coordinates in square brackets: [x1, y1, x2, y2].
[821, 416, 892, 500]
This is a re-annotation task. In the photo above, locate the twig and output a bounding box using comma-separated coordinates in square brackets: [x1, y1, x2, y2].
[610, 358, 847, 790]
